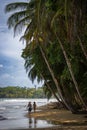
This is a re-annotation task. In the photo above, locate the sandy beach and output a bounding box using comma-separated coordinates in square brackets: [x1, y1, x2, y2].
[0, 99, 87, 130]
[25, 102, 87, 130]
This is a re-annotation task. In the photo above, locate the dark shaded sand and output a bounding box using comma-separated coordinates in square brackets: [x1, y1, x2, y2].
[9, 126, 87, 130]
[25, 102, 87, 130]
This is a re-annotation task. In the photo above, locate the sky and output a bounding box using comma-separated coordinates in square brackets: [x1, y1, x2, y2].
[0, 0, 42, 88]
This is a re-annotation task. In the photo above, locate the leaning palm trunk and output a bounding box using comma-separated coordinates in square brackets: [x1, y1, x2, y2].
[41, 74, 61, 103]
[77, 35, 87, 61]
[45, 82, 61, 103]
[39, 45, 77, 112]
[44, 81, 66, 108]
[35, 0, 72, 110]
[55, 34, 87, 110]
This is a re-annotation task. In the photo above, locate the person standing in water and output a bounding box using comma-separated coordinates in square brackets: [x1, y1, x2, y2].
[33, 102, 36, 112]
[27, 102, 32, 113]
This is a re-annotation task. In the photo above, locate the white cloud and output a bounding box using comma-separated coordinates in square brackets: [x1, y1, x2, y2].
[0, 64, 3, 68]
[0, 0, 43, 88]
[1, 73, 14, 79]
[0, 75, 29, 87]
[0, 72, 43, 87]
[0, 30, 25, 60]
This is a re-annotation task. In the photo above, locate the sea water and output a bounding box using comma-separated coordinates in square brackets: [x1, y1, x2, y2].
[0, 98, 57, 129]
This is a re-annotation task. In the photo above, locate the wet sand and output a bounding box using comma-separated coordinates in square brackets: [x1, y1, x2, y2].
[9, 126, 87, 130]
[25, 103, 87, 130]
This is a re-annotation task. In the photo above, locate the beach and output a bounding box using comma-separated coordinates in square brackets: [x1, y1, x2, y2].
[8, 126, 87, 130]
[0, 98, 57, 129]
[26, 102, 87, 130]
[0, 99, 87, 130]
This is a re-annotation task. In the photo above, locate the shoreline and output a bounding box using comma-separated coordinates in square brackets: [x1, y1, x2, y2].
[25, 102, 87, 129]
[8, 125, 87, 130]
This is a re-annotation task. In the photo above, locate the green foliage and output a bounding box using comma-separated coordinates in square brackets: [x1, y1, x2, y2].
[0, 86, 46, 98]
[43, 85, 52, 100]
[5, 0, 87, 111]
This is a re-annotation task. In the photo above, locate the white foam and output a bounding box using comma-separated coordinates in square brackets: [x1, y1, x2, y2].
[13, 106, 20, 109]
[0, 107, 6, 110]
[7, 116, 17, 120]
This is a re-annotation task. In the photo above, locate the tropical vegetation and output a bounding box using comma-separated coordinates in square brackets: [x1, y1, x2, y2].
[5, 0, 87, 113]
[0, 86, 46, 98]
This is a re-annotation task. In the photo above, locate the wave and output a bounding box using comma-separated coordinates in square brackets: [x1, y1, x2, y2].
[0, 107, 6, 110]
[0, 115, 7, 121]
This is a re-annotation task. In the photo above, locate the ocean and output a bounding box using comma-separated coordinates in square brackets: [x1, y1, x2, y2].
[0, 98, 57, 129]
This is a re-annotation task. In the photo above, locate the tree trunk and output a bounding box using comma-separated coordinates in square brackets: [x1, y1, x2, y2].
[41, 74, 61, 103]
[39, 45, 77, 112]
[77, 35, 87, 61]
[56, 36, 87, 110]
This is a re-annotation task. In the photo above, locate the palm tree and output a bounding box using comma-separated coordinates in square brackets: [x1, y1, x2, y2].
[36, 0, 87, 111]
[5, 0, 74, 111]
[5, 0, 87, 112]
[48, 0, 87, 109]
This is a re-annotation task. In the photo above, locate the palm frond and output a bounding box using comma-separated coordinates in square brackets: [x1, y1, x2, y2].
[14, 16, 31, 36]
[5, 2, 28, 13]
[7, 10, 28, 29]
